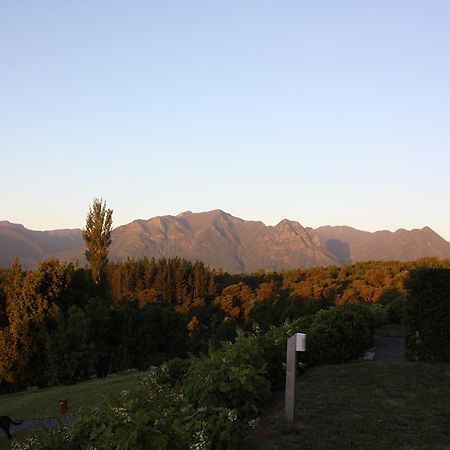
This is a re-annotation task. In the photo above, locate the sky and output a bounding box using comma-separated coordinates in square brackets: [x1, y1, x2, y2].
[1, 1, 450, 240]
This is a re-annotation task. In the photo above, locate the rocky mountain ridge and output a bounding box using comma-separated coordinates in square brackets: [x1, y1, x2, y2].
[1, 211, 450, 272]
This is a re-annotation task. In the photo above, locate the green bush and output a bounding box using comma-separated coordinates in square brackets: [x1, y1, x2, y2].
[368, 303, 386, 329]
[255, 314, 317, 391]
[342, 302, 385, 333]
[385, 296, 407, 324]
[20, 373, 247, 450]
[404, 268, 450, 362]
[306, 306, 372, 364]
[255, 306, 374, 389]
[184, 331, 270, 420]
[255, 326, 288, 391]
[156, 357, 190, 386]
[22, 375, 191, 450]
[289, 314, 318, 335]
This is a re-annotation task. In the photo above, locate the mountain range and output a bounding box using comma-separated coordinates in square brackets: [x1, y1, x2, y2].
[1, 210, 450, 272]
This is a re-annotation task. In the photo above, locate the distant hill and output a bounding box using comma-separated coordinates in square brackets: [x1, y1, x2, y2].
[0, 221, 84, 268]
[315, 225, 450, 264]
[1, 212, 450, 271]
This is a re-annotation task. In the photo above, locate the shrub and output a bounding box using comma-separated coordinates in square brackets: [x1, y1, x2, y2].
[256, 326, 288, 391]
[27, 375, 191, 450]
[156, 357, 190, 386]
[368, 303, 386, 329]
[184, 331, 270, 420]
[404, 268, 450, 362]
[306, 306, 372, 364]
[342, 302, 383, 334]
[254, 313, 317, 391]
[255, 306, 375, 389]
[26, 373, 247, 450]
[385, 296, 407, 324]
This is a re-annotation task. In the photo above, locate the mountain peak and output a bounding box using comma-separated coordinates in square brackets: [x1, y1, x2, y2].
[0, 221, 25, 229]
[1, 213, 449, 271]
[276, 218, 293, 226]
[178, 209, 232, 220]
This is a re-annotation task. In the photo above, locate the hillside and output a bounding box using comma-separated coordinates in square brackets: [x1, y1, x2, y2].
[0, 221, 84, 268]
[111, 210, 335, 272]
[2, 212, 450, 271]
[315, 225, 450, 264]
[0, 211, 335, 271]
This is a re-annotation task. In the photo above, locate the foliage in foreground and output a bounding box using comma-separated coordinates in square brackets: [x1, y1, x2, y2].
[11, 304, 378, 449]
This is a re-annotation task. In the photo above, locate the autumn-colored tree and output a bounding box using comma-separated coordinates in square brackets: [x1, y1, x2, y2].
[214, 282, 255, 322]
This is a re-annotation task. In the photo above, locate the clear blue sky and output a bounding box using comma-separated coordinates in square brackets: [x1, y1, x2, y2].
[1, 1, 450, 240]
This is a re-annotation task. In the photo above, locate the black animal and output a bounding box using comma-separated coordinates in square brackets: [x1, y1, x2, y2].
[0, 416, 22, 439]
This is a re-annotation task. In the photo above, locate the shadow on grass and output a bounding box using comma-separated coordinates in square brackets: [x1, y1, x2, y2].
[245, 362, 450, 450]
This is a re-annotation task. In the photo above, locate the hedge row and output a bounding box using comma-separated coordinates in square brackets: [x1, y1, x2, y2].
[405, 267, 450, 362]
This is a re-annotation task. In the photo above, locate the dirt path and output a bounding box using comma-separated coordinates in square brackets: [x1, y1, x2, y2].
[10, 415, 72, 435]
[363, 325, 406, 363]
[372, 335, 405, 363]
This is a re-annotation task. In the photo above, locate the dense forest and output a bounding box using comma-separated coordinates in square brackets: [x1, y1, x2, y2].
[1, 254, 449, 391]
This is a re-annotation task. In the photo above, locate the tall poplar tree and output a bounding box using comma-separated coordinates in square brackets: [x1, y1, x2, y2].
[83, 198, 113, 286]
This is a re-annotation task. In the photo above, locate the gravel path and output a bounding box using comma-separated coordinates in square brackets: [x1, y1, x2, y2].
[10, 415, 72, 435]
[372, 336, 405, 363]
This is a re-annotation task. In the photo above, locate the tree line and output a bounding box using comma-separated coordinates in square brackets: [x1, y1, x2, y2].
[1, 199, 449, 390]
[1, 254, 449, 390]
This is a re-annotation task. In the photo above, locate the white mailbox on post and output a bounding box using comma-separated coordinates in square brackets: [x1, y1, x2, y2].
[285, 332, 306, 423]
[295, 333, 306, 352]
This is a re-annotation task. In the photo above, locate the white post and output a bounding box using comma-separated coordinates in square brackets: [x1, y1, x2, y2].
[285, 333, 306, 423]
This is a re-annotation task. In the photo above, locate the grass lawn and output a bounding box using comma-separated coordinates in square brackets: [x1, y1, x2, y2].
[245, 362, 450, 450]
[0, 371, 143, 420]
[0, 371, 144, 447]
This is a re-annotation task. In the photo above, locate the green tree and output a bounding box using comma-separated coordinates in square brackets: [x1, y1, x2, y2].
[45, 307, 96, 385]
[0, 260, 71, 386]
[83, 198, 113, 286]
